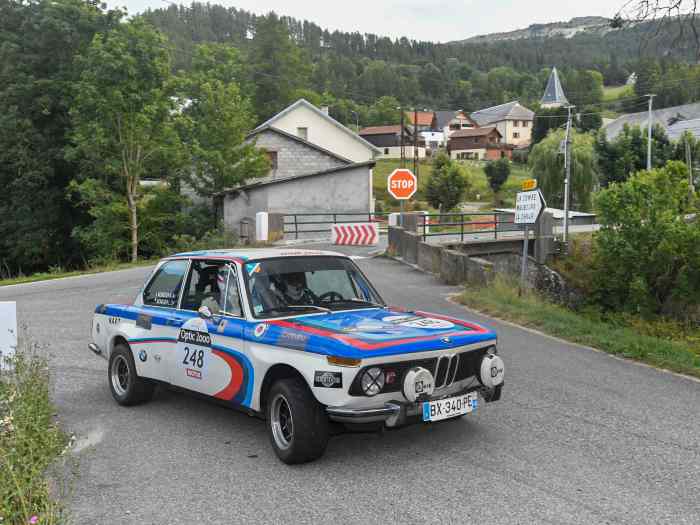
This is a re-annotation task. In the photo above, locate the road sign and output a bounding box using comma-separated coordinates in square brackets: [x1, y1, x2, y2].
[332, 223, 378, 245]
[0, 302, 17, 371]
[515, 189, 546, 225]
[387, 168, 417, 200]
[521, 179, 537, 191]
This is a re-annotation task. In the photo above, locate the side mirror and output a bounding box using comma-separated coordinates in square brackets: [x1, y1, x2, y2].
[198, 305, 213, 320]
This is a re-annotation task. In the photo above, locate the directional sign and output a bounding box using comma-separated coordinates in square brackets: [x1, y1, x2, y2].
[515, 189, 546, 224]
[521, 179, 537, 191]
[387, 168, 417, 200]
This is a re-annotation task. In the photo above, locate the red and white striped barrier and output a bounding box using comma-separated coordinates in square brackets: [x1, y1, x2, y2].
[332, 223, 379, 245]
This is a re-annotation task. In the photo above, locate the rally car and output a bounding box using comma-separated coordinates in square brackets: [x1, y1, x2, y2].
[89, 249, 504, 464]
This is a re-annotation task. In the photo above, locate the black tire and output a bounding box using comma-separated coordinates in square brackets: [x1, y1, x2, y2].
[108, 343, 155, 406]
[266, 377, 329, 464]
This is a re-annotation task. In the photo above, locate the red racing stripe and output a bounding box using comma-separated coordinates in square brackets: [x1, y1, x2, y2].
[212, 349, 244, 400]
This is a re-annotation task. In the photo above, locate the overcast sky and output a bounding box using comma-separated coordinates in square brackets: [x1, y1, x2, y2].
[107, 0, 622, 42]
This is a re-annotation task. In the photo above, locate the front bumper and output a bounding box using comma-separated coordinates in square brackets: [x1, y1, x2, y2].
[326, 384, 502, 427]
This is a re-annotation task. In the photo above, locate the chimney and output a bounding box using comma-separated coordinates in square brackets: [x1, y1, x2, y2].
[321, 106, 329, 115]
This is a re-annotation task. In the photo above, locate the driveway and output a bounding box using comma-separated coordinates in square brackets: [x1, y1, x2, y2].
[1, 247, 699, 524]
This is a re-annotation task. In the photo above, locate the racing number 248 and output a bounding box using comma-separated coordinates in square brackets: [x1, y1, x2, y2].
[182, 347, 204, 368]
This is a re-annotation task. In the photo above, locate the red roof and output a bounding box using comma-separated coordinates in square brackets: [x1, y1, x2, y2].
[359, 125, 404, 136]
[449, 126, 501, 138]
[406, 111, 435, 127]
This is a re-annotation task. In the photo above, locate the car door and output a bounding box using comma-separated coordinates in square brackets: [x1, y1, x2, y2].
[172, 260, 248, 404]
[133, 258, 190, 382]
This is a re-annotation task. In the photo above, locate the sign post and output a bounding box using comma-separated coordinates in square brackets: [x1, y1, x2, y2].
[514, 187, 546, 295]
[387, 168, 417, 228]
[0, 302, 17, 371]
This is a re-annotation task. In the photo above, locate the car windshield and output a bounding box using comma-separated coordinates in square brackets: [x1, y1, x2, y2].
[242, 256, 385, 319]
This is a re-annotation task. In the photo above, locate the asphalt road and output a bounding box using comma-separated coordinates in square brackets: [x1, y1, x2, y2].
[2, 246, 699, 524]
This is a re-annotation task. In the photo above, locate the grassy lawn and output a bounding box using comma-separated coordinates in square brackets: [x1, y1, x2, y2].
[373, 158, 531, 211]
[1, 338, 67, 523]
[0, 258, 159, 287]
[603, 84, 634, 102]
[457, 276, 700, 379]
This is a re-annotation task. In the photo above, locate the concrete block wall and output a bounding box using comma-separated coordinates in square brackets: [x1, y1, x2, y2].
[248, 129, 348, 180]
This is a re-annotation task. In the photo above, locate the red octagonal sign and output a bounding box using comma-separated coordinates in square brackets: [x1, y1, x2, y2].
[387, 168, 417, 200]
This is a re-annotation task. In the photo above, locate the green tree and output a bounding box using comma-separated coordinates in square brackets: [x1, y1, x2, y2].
[70, 19, 184, 262]
[174, 44, 269, 207]
[484, 158, 511, 202]
[0, 0, 121, 274]
[592, 161, 700, 316]
[529, 129, 598, 212]
[531, 107, 568, 145]
[366, 96, 401, 126]
[425, 152, 470, 213]
[248, 12, 310, 121]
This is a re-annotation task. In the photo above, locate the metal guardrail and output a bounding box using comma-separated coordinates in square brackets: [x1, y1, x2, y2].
[283, 212, 391, 240]
[417, 212, 522, 243]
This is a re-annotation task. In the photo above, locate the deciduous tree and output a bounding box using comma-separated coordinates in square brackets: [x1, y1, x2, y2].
[425, 152, 470, 213]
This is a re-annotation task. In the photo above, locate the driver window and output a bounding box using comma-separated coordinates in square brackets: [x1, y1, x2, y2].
[181, 261, 243, 317]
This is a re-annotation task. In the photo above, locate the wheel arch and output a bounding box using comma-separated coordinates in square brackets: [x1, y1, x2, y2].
[110, 334, 130, 357]
[259, 363, 308, 413]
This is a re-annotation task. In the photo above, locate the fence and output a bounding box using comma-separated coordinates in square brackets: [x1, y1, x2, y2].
[417, 212, 522, 243]
[283, 212, 390, 240]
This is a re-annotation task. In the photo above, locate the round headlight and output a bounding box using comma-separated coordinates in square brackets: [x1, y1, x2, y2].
[361, 367, 385, 396]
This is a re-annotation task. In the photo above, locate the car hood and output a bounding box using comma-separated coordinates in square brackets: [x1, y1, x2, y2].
[247, 308, 496, 359]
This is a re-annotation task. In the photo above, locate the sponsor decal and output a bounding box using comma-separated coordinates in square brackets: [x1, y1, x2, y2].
[441, 337, 451, 344]
[217, 319, 228, 333]
[186, 368, 202, 379]
[314, 371, 342, 388]
[136, 314, 152, 330]
[176, 318, 211, 381]
[138, 350, 147, 362]
[153, 291, 178, 307]
[491, 365, 504, 378]
[277, 330, 309, 350]
[108, 316, 120, 325]
[245, 262, 261, 275]
[177, 328, 212, 346]
[382, 315, 454, 330]
[414, 378, 431, 394]
[254, 323, 268, 338]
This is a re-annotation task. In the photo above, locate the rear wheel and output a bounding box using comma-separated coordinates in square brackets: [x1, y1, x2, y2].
[108, 343, 155, 406]
[266, 377, 329, 464]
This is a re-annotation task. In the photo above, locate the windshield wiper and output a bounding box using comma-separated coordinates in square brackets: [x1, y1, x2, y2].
[336, 298, 386, 309]
[258, 304, 331, 316]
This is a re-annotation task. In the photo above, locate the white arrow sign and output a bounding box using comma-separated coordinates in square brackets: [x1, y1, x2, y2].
[515, 189, 546, 225]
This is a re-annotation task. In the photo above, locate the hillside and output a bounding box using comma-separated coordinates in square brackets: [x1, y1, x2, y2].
[459, 16, 615, 44]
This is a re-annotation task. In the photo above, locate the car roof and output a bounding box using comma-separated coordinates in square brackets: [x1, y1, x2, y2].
[166, 248, 348, 262]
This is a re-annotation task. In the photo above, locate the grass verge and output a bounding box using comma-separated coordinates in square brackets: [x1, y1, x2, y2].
[1, 335, 68, 524]
[456, 276, 700, 380]
[0, 259, 159, 288]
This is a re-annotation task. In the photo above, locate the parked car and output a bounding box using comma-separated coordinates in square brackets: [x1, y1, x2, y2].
[89, 249, 505, 464]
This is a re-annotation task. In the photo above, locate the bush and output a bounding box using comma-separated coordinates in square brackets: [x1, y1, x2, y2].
[592, 161, 700, 317]
[1, 334, 67, 523]
[484, 158, 511, 201]
[425, 152, 470, 213]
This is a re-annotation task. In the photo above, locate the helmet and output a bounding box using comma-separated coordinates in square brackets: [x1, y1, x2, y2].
[284, 272, 306, 302]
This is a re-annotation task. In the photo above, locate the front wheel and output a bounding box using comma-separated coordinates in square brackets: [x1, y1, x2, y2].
[266, 377, 329, 464]
[108, 343, 155, 406]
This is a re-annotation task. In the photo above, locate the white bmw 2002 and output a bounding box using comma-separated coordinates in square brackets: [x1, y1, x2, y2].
[90, 249, 505, 464]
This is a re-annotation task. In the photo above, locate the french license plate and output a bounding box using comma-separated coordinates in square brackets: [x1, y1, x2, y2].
[422, 392, 478, 422]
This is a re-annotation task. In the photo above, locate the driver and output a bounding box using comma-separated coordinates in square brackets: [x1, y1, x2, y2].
[279, 272, 316, 305]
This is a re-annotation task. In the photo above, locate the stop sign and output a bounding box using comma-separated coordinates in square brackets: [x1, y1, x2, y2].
[387, 168, 417, 200]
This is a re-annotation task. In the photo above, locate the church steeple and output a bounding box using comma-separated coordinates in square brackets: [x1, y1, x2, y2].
[541, 67, 569, 108]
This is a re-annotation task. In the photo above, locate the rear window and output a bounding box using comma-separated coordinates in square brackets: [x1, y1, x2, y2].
[143, 260, 189, 308]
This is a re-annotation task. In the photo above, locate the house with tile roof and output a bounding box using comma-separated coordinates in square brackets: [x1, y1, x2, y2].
[406, 110, 437, 132]
[434, 110, 479, 139]
[447, 127, 512, 161]
[603, 101, 700, 141]
[358, 124, 426, 159]
[471, 101, 535, 147]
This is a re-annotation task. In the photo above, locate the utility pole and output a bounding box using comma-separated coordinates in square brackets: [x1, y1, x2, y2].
[646, 94, 656, 171]
[400, 108, 405, 169]
[413, 108, 418, 179]
[686, 137, 695, 195]
[562, 104, 574, 250]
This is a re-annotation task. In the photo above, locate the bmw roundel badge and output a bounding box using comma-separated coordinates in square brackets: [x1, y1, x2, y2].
[138, 350, 147, 362]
